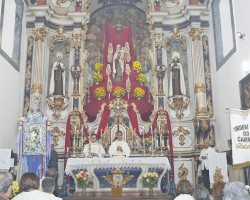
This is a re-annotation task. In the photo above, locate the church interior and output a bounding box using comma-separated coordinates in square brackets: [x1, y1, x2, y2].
[1, 0, 250, 199]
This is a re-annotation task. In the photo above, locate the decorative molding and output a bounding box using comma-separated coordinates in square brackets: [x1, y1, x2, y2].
[50, 26, 71, 56]
[32, 28, 47, 42]
[189, 27, 203, 41]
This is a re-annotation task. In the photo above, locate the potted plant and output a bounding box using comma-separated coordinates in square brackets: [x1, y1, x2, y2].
[75, 170, 93, 196]
[142, 171, 159, 196]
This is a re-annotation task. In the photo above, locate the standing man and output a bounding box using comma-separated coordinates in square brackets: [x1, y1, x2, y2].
[109, 131, 130, 157]
[199, 139, 216, 191]
[83, 133, 105, 157]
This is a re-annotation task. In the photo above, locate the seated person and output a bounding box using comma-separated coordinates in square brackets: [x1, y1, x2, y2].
[109, 131, 130, 157]
[83, 133, 105, 157]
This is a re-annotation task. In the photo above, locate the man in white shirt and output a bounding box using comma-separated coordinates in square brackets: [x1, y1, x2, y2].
[199, 139, 216, 191]
[109, 131, 130, 157]
[83, 133, 105, 157]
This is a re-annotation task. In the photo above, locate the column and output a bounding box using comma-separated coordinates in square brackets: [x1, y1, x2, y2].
[189, 27, 208, 117]
[31, 27, 46, 94]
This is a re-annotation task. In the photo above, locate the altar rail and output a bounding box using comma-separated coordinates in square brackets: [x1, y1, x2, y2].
[65, 157, 171, 192]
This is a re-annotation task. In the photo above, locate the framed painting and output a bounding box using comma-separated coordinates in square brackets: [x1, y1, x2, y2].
[239, 73, 250, 109]
[22, 124, 47, 155]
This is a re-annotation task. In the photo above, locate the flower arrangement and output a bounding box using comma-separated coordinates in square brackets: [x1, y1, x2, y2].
[145, 138, 152, 147]
[76, 171, 93, 196]
[136, 73, 147, 85]
[94, 87, 106, 99]
[11, 181, 19, 198]
[113, 86, 126, 98]
[133, 87, 145, 99]
[94, 62, 103, 71]
[93, 72, 103, 83]
[133, 61, 142, 72]
[142, 171, 159, 188]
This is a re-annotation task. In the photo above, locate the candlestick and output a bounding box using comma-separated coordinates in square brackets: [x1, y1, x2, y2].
[101, 129, 103, 143]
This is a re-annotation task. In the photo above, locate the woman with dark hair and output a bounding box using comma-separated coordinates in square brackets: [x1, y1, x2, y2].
[12, 172, 49, 200]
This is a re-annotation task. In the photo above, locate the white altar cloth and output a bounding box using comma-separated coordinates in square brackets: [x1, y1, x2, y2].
[65, 157, 171, 192]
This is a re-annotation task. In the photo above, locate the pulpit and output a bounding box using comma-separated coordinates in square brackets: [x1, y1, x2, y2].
[65, 157, 171, 192]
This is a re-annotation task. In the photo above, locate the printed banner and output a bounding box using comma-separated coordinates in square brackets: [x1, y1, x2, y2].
[229, 109, 250, 168]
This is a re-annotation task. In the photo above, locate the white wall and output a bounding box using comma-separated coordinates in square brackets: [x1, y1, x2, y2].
[212, 0, 250, 151]
[0, 56, 22, 151]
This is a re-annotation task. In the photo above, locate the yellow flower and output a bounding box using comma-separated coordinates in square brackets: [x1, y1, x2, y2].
[94, 62, 103, 71]
[113, 87, 126, 98]
[11, 181, 19, 198]
[133, 61, 142, 72]
[93, 72, 103, 83]
[133, 87, 145, 99]
[136, 73, 147, 84]
[94, 87, 106, 99]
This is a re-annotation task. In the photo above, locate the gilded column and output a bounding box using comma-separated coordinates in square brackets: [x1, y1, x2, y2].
[154, 31, 166, 109]
[189, 27, 208, 117]
[31, 28, 46, 94]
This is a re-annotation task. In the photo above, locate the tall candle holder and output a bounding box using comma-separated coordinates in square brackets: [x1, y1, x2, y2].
[150, 126, 154, 156]
[87, 139, 92, 158]
[72, 129, 77, 157]
[142, 129, 146, 156]
[132, 129, 138, 153]
[159, 133, 164, 157]
[80, 129, 85, 157]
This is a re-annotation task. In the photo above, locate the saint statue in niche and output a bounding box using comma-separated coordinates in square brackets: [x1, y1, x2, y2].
[169, 51, 186, 96]
[112, 44, 125, 82]
[49, 52, 66, 96]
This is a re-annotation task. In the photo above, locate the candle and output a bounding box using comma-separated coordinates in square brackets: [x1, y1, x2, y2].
[67, 147, 69, 153]
[101, 129, 103, 142]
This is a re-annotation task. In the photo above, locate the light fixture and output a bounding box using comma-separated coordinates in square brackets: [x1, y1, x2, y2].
[237, 32, 245, 39]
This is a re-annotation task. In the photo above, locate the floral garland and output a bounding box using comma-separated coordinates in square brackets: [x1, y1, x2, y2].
[134, 87, 145, 99]
[113, 86, 126, 98]
[133, 61, 142, 72]
[94, 87, 106, 99]
[94, 62, 103, 71]
[136, 73, 147, 85]
[93, 72, 103, 83]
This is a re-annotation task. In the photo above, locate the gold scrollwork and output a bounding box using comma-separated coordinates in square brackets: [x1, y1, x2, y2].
[50, 26, 71, 56]
[194, 83, 206, 93]
[32, 28, 47, 42]
[213, 167, 224, 183]
[47, 96, 69, 120]
[102, 168, 134, 187]
[165, 25, 187, 51]
[23, 97, 30, 117]
[25, 61, 31, 92]
[178, 163, 188, 180]
[109, 99, 129, 115]
[72, 34, 82, 56]
[173, 126, 190, 145]
[51, 127, 65, 146]
[189, 27, 203, 41]
[173, 126, 190, 136]
[207, 95, 214, 117]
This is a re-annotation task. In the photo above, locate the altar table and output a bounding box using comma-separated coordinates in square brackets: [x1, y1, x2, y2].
[65, 157, 171, 192]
